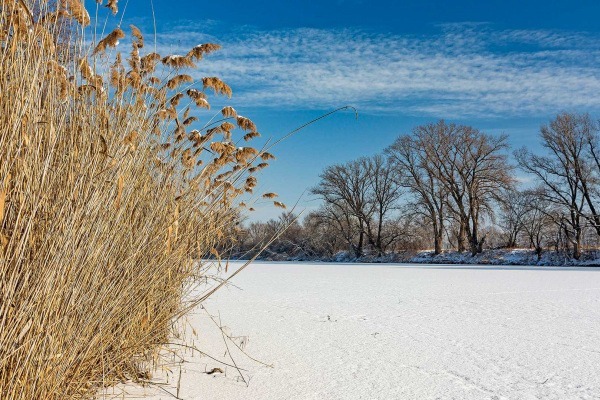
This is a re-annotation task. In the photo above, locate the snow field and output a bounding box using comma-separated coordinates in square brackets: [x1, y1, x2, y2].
[109, 262, 600, 400]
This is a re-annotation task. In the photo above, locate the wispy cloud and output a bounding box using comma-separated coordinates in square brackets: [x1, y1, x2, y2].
[147, 23, 600, 118]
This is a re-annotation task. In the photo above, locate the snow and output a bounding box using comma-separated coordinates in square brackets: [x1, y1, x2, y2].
[253, 248, 600, 266]
[107, 262, 600, 399]
[409, 249, 600, 267]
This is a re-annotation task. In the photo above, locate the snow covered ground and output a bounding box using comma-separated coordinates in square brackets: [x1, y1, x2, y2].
[252, 248, 600, 266]
[107, 262, 600, 400]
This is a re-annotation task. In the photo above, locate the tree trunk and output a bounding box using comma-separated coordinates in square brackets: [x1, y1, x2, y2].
[434, 233, 442, 255]
[580, 181, 600, 238]
[376, 215, 384, 257]
[470, 240, 478, 256]
[432, 220, 442, 255]
[573, 227, 582, 260]
[477, 234, 486, 254]
[507, 231, 517, 248]
[573, 243, 581, 260]
[355, 230, 364, 258]
[457, 222, 466, 252]
[470, 221, 479, 256]
[535, 245, 543, 261]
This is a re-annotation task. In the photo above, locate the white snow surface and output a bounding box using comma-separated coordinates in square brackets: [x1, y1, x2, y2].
[108, 262, 600, 400]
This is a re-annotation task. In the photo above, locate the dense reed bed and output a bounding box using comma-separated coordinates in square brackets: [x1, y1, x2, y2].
[0, 1, 268, 397]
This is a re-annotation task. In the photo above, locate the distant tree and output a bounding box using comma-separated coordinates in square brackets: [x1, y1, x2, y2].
[236, 116, 600, 261]
[386, 126, 451, 254]
[361, 155, 403, 255]
[390, 120, 514, 255]
[521, 189, 555, 261]
[498, 189, 530, 248]
[232, 212, 311, 259]
[311, 160, 373, 257]
[515, 113, 592, 259]
[271, 212, 305, 255]
[311, 155, 402, 257]
[303, 211, 344, 257]
[388, 214, 432, 252]
[457, 126, 512, 254]
[317, 203, 364, 257]
[577, 114, 600, 237]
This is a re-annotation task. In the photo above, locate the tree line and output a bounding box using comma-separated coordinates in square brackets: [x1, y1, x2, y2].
[232, 113, 600, 261]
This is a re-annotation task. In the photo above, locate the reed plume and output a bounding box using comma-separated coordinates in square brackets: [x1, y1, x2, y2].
[243, 131, 261, 141]
[274, 201, 286, 209]
[93, 27, 125, 54]
[106, 0, 118, 14]
[260, 151, 276, 160]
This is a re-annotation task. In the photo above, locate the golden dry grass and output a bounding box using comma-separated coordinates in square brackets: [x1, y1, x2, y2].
[0, 1, 267, 397]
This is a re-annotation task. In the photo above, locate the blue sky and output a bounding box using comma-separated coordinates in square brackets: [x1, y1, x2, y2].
[98, 0, 600, 220]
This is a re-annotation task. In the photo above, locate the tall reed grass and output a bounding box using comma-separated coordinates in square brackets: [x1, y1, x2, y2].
[0, 1, 266, 397]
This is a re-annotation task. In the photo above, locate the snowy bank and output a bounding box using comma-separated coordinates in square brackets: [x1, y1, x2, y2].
[238, 248, 600, 267]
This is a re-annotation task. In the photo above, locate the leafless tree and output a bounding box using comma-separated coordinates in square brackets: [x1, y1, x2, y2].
[458, 126, 512, 254]
[303, 211, 344, 257]
[401, 121, 514, 255]
[361, 155, 403, 255]
[311, 155, 402, 257]
[498, 189, 530, 248]
[312, 203, 363, 257]
[577, 114, 600, 237]
[386, 127, 450, 254]
[515, 113, 591, 259]
[311, 159, 373, 257]
[520, 189, 555, 261]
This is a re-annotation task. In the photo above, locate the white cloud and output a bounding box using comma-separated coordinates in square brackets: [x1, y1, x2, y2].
[149, 24, 600, 118]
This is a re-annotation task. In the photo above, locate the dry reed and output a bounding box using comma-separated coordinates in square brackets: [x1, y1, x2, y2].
[0, 0, 268, 398]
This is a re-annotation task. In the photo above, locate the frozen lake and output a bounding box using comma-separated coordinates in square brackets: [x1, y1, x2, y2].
[112, 262, 600, 399]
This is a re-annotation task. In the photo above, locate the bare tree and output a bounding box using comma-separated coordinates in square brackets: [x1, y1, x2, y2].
[386, 131, 449, 254]
[311, 155, 402, 257]
[515, 113, 591, 259]
[498, 189, 530, 248]
[577, 114, 600, 237]
[456, 126, 513, 254]
[303, 211, 344, 257]
[407, 121, 514, 255]
[313, 203, 363, 257]
[361, 155, 403, 255]
[521, 189, 555, 261]
[311, 160, 374, 257]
